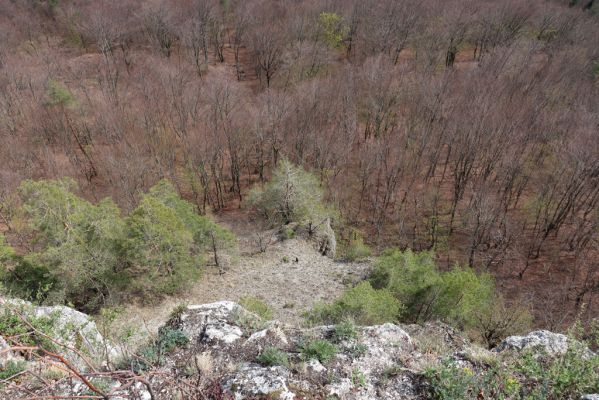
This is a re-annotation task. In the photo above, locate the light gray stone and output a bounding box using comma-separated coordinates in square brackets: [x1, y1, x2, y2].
[494, 330, 569, 355]
[225, 365, 295, 400]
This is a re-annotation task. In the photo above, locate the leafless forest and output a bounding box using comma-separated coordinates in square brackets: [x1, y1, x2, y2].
[0, 0, 598, 327]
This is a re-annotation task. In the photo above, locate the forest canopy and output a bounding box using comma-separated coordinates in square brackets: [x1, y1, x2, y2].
[0, 0, 597, 325]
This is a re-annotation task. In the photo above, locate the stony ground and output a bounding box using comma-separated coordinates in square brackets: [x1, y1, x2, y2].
[114, 235, 371, 345]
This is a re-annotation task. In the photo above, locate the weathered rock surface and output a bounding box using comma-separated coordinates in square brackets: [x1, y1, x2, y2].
[179, 301, 247, 344]
[494, 330, 570, 355]
[0, 297, 120, 371]
[2, 300, 596, 400]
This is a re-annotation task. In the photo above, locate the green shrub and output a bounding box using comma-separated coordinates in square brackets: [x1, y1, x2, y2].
[370, 249, 442, 322]
[373, 250, 485, 322]
[513, 345, 599, 399]
[239, 297, 273, 321]
[123, 195, 200, 299]
[338, 229, 371, 261]
[282, 226, 296, 240]
[351, 367, 366, 387]
[333, 321, 358, 342]
[157, 326, 189, 353]
[300, 339, 339, 364]
[248, 159, 338, 231]
[2, 179, 235, 309]
[347, 343, 368, 358]
[593, 60, 599, 78]
[128, 326, 189, 372]
[0, 360, 27, 383]
[306, 281, 402, 326]
[256, 347, 289, 367]
[470, 294, 533, 348]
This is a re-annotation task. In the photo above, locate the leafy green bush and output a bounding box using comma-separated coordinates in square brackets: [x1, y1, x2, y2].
[300, 339, 339, 363]
[123, 195, 200, 298]
[470, 294, 533, 348]
[239, 296, 273, 321]
[306, 281, 402, 326]
[372, 250, 494, 325]
[256, 347, 289, 367]
[157, 326, 189, 353]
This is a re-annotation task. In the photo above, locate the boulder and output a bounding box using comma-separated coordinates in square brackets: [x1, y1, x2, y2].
[225, 365, 296, 400]
[178, 301, 248, 344]
[494, 330, 569, 355]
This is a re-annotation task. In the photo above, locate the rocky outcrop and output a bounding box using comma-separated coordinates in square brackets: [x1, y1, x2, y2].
[2, 300, 596, 400]
[164, 302, 435, 400]
[495, 330, 570, 355]
[0, 297, 121, 371]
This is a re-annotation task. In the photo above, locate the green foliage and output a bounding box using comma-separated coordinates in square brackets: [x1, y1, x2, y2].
[593, 60, 599, 78]
[470, 294, 533, 348]
[239, 296, 273, 321]
[332, 320, 358, 342]
[123, 195, 199, 299]
[146, 180, 236, 264]
[371, 249, 495, 328]
[306, 281, 402, 326]
[347, 342, 368, 358]
[157, 326, 189, 352]
[370, 249, 441, 322]
[128, 326, 189, 372]
[317, 12, 348, 48]
[0, 307, 58, 352]
[0, 360, 27, 382]
[46, 79, 75, 107]
[256, 347, 289, 367]
[337, 228, 371, 261]
[282, 226, 296, 240]
[1, 179, 234, 310]
[425, 344, 599, 400]
[14, 179, 125, 310]
[249, 159, 337, 230]
[300, 339, 339, 363]
[351, 367, 366, 387]
[0, 236, 51, 300]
